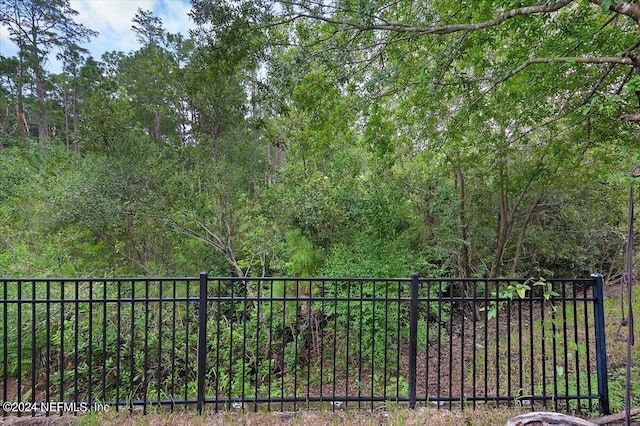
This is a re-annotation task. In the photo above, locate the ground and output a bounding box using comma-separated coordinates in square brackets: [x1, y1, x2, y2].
[1, 408, 639, 426]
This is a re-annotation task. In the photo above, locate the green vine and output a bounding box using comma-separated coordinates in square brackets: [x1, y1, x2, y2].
[481, 278, 560, 320]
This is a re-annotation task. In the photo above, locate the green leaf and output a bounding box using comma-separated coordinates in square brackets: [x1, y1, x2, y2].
[487, 307, 497, 321]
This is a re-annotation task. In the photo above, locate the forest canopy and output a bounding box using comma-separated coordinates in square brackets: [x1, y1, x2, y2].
[1, 0, 639, 280]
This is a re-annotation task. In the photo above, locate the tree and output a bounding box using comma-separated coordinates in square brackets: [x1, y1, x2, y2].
[0, 0, 97, 141]
[0, 55, 24, 141]
[132, 8, 166, 47]
[56, 46, 83, 152]
[102, 10, 196, 145]
[198, 0, 640, 278]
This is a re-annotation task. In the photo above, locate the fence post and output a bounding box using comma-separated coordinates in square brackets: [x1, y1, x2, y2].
[197, 272, 208, 414]
[591, 273, 610, 415]
[409, 273, 419, 409]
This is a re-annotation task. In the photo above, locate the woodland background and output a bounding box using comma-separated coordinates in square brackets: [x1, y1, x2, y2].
[1, 0, 640, 281]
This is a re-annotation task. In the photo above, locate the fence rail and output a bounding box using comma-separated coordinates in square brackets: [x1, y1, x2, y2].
[0, 273, 609, 416]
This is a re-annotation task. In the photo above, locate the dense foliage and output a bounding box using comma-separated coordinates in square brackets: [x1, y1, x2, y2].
[3, 0, 640, 411]
[2, 1, 638, 281]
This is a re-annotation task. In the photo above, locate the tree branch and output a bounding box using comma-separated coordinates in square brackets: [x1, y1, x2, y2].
[460, 55, 634, 116]
[487, 56, 634, 94]
[589, 0, 640, 22]
[289, 0, 575, 35]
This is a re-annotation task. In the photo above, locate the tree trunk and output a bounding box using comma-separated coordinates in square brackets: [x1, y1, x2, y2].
[34, 71, 49, 141]
[72, 77, 79, 153]
[154, 109, 162, 140]
[490, 154, 511, 279]
[456, 164, 472, 279]
[591, 408, 640, 425]
[15, 58, 28, 138]
[15, 103, 28, 137]
[509, 195, 541, 277]
[30, 22, 49, 142]
[455, 159, 480, 319]
[64, 77, 70, 151]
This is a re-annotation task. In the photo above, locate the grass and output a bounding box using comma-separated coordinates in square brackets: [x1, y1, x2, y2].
[600, 281, 640, 414]
[39, 406, 527, 426]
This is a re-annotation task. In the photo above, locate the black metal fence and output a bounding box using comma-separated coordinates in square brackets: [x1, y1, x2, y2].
[0, 273, 609, 416]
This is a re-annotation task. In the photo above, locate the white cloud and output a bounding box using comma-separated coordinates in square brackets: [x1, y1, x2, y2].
[0, 24, 9, 42]
[70, 0, 184, 57]
[71, 0, 193, 60]
[1, 22, 16, 58]
[158, 0, 194, 35]
[70, 0, 154, 36]
[0, 0, 193, 70]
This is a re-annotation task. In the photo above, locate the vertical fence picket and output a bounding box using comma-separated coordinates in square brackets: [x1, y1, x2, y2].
[591, 273, 610, 415]
[2, 280, 7, 417]
[196, 272, 208, 414]
[30, 281, 36, 411]
[115, 280, 122, 411]
[88, 280, 94, 406]
[408, 273, 419, 409]
[102, 281, 108, 405]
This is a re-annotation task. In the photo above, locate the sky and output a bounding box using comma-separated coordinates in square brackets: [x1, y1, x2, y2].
[0, 0, 194, 71]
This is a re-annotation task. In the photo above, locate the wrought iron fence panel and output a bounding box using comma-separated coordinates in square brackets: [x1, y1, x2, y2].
[0, 274, 608, 416]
